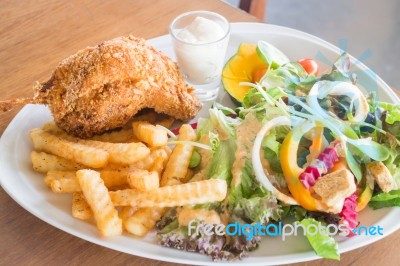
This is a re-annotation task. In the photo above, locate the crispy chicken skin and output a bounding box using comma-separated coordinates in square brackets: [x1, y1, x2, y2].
[1, 36, 202, 138]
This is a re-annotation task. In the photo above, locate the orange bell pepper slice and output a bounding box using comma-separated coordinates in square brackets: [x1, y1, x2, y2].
[306, 127, 324, 164]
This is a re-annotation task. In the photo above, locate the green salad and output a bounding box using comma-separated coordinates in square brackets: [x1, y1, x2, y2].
[156, 41, 400, 261]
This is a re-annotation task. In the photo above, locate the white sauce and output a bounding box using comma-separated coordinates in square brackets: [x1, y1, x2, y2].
[173, 16, 229, 85]
[177, 17, 225, 44]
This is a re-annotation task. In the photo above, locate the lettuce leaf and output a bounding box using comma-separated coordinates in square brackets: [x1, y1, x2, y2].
[368, 190, 400, 209]
[298, 218, 340, 260]
[196, 106, 238, 183]
[156, 208, 260, 261]
[242, 87, 285, 109]
[379, 102, 400, 125]
[382, 149, 400, 189]
[262, 127, 288, 174]
[230, 196, 282, 224]
[207, 136, 236, 183]
[229, 159, 260, 203]
[259, 62, 316, 94]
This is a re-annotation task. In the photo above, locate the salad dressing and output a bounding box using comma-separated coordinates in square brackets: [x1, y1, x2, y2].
[231, 112, 263, 187]
[177, 206, 221, 226]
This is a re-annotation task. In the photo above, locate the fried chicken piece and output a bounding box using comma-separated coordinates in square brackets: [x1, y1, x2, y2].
[0, 36, 202, 138]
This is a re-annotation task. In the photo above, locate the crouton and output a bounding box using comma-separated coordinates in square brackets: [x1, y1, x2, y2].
[366, 161, 397, 193]
[312, 169, 356, 213]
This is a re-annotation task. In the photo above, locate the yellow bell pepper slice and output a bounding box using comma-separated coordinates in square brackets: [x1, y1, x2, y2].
[280, 121, 325, 211]
[356, 184, 373, 212]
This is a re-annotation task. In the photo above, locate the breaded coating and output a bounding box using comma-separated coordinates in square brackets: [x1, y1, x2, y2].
[1, 36, 202, 138]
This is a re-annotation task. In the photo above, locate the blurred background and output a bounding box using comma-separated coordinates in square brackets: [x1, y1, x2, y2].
[226, 0, 400, 90]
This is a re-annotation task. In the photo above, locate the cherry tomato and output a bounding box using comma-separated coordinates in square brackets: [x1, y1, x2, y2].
[297, 58, 319, 76]
[252, 67, 268, 82]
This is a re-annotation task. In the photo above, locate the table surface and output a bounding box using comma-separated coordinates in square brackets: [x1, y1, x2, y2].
[0, 1, 398, 265]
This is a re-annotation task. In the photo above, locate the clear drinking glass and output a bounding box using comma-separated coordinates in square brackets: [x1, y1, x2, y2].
[169, 11, 230, 101]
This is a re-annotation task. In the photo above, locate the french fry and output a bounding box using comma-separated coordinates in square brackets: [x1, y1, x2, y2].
[182, 168, 194, 183]
[31, 151, 83, 173]
[110, 179, 227, 207]
[122, 207, 166, 236]
[76, 140, 149, 165]
[50, 177, 80, 193]
[130, 154, 154, 171]
[122, 148, 170, 236]
[30, 129, 109, 168]
[132, 121, 168, 147]
[42, 121, 65, 134]
[188, 168, 207, 183]
[45, 170, 80, 193]
[162, 178, 181, 187]
[131, 146, 171, 171]
[161, 124, 196, 186]
[44, 170, 76, 187]
[45, 169, 131, 192]
[149, 146, 172, 175]
[42, 123, 150, 165]
[127, 169, 159, 192]
[34, 117, 217, 238]
[76, 169, 122, 237]
[71, 192, 93, 220]
[99, 169, 130, 189]
[150, 156, 168, 177]
[119, 206, 137, 220]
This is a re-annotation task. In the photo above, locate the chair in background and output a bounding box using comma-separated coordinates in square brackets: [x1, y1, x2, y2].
[239, 0, 267, 20]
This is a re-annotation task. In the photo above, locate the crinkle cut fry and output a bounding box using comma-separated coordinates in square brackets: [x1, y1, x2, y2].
[161, 124, 196, 186]
[80, 140, 150, 165]
[120, 146, 171, 236]
[31, 151, 84, 173]
[76, 169, 122, 237]
[110, 179, 227, 207]
[132, 121, 168, 147]
[72, 192, 93, 220]
[121, 206, 166, 236]
[45, 169, 131, 193]
[30, 129, 109, 168]
[127, 169, 159, 192]
[42, 124, 150, 165]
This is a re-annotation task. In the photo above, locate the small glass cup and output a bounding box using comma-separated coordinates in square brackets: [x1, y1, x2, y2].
[169, 11, 230, 101]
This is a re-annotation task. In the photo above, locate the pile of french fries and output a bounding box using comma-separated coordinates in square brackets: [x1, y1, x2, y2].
[29, 113, 227, 237]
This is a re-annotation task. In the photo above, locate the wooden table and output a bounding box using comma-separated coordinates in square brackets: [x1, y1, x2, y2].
[0, 1, 398, 265]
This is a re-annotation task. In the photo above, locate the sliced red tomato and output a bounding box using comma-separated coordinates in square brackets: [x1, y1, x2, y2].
[298, 58, 319, 76]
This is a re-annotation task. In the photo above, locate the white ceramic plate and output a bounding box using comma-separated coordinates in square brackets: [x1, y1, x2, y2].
[1, 23, 399, 265]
